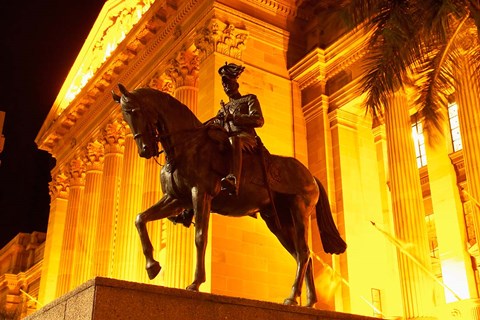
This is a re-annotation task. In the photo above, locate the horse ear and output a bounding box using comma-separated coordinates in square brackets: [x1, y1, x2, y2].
[112, 90, 121, 103]
[118, 83, 130, 97]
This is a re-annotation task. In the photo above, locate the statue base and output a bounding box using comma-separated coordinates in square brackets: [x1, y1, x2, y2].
[26, 277, 377, 320]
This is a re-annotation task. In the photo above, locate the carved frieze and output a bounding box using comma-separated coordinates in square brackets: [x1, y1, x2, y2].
[194, 18, 249, 62]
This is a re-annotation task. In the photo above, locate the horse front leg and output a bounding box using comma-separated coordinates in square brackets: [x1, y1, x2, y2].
[136, 194, 183, 280]
[186, 188, 212, 291]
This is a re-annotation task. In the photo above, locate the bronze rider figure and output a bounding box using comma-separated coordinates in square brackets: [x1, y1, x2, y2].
[168, 62, 264, 226]
[215, 62, 264, 195]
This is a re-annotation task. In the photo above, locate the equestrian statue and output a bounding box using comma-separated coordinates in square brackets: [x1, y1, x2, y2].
[111, 62, 346, 307]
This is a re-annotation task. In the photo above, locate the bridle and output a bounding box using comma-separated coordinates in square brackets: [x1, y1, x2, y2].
[122, 100, 215, 167]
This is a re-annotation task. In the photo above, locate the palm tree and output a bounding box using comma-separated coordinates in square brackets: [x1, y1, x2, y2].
[345, 0, 480, 136]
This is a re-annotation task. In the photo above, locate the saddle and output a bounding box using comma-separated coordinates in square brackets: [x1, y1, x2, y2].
[207, 125, 308, 195]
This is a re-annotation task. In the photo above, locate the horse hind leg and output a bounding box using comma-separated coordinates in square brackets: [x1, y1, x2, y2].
[261, 198, 316, 307]
[304, 257, 317, 307]
[286, 198, 318, 307]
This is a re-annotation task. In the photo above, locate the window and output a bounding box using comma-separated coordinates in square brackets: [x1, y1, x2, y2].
[448, 103, 463, 152]
[412, 121, 427, 168]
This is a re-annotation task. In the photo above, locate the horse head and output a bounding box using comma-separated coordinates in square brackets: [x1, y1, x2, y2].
[112, 84, 160, 159]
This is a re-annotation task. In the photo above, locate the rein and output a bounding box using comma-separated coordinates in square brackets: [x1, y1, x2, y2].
[152, 124, 209, 167]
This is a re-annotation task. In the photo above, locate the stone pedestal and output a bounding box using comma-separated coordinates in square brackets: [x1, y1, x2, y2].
[26, 277, 378, 320]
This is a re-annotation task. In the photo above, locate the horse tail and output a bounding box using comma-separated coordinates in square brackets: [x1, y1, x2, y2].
[314, 177, 346, 254]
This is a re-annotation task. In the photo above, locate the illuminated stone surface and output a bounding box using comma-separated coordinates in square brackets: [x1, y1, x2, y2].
[27, 277, 378, 320]
[26, 0, 480, 318]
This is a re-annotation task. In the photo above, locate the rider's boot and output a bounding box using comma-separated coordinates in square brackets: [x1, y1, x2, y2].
[168, 209, 194, 227]
[221, 136, 242, 195]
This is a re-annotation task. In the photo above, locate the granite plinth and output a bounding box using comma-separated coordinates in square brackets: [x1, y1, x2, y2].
[26, 277, 378, 320]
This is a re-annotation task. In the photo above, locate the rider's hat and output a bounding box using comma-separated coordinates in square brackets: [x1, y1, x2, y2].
[218, 62, 245, 80]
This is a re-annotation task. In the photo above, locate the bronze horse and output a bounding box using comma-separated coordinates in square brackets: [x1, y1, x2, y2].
[112, 84, 346, 307]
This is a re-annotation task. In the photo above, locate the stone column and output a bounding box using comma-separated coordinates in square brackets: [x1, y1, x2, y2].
[112, 132, 145, 281]
[38, 169, 69, 305]
[302, 94, 337, 311]
[93, 120, 125, 278]
[56, 158, 85, 296]
[72, 140, 104, 287]
[384, 92, 435, 318]
[424, 107, 477, 302]
[455, 55, 480, 252]
[163, 49, 199, 288]
[371, 120, 405, 316]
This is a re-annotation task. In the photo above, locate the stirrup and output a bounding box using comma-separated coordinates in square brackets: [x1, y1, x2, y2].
[221, 174, 237, 195]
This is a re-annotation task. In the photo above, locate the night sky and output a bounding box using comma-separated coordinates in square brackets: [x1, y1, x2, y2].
[0, 1, 105, 247]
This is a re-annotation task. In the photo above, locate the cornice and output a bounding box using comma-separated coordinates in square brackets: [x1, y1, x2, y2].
[289, 24, 371, 90]
[289, 48, 326, 90]
[323, 24, 371, 80]
[243, 0, 296, 18]
[302, 94, 328, 123]
[36, 0, 184, 157]
[213, 2, 289, 51]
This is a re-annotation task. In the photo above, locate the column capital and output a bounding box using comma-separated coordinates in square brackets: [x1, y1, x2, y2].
[102, 120, 126, 154]
[145, 70, 175, 96]
[84, 140, 104, 171]
[165, 48, 200, 88]
[49, 170, 69, 200]
[67, 158, 86, 187]
[194, 18, 248, 62]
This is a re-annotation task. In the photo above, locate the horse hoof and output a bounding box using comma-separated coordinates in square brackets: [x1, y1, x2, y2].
[283, 298, 298, 306]
[306, 301, 316, 308]
[146, 261, 161, 280]
[186, 283, 199, 291]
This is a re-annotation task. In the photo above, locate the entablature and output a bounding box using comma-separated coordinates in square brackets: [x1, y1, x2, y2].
[37, 0, 294, 163]
[289, 23, 371, 92]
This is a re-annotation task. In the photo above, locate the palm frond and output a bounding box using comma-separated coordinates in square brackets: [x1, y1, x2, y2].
[359, 1, 423, 116]
[467, 0, 480, 86]
[414, 12, 470, 141]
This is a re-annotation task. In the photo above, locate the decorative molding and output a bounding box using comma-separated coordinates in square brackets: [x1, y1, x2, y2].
[102, 120, 126, 154]
[36, 0, 181, 155]
[68, 158, 86, 187]
[165, 48, 200, 87]
[49, 171, 69, 200]
[194, 18, 249, 62]
[244, 0, 296, 18]
[302, 94, 329, 123]
[84, 140, 105, 172]
[289, 25, 371, 91]
[289, 48, 326, 90]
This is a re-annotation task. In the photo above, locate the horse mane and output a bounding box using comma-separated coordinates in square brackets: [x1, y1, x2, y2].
[132, 87, 203, 131]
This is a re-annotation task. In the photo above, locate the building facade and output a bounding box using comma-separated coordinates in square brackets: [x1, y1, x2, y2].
[0, 233, 45, 319]
[29, 0, 480, 319]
